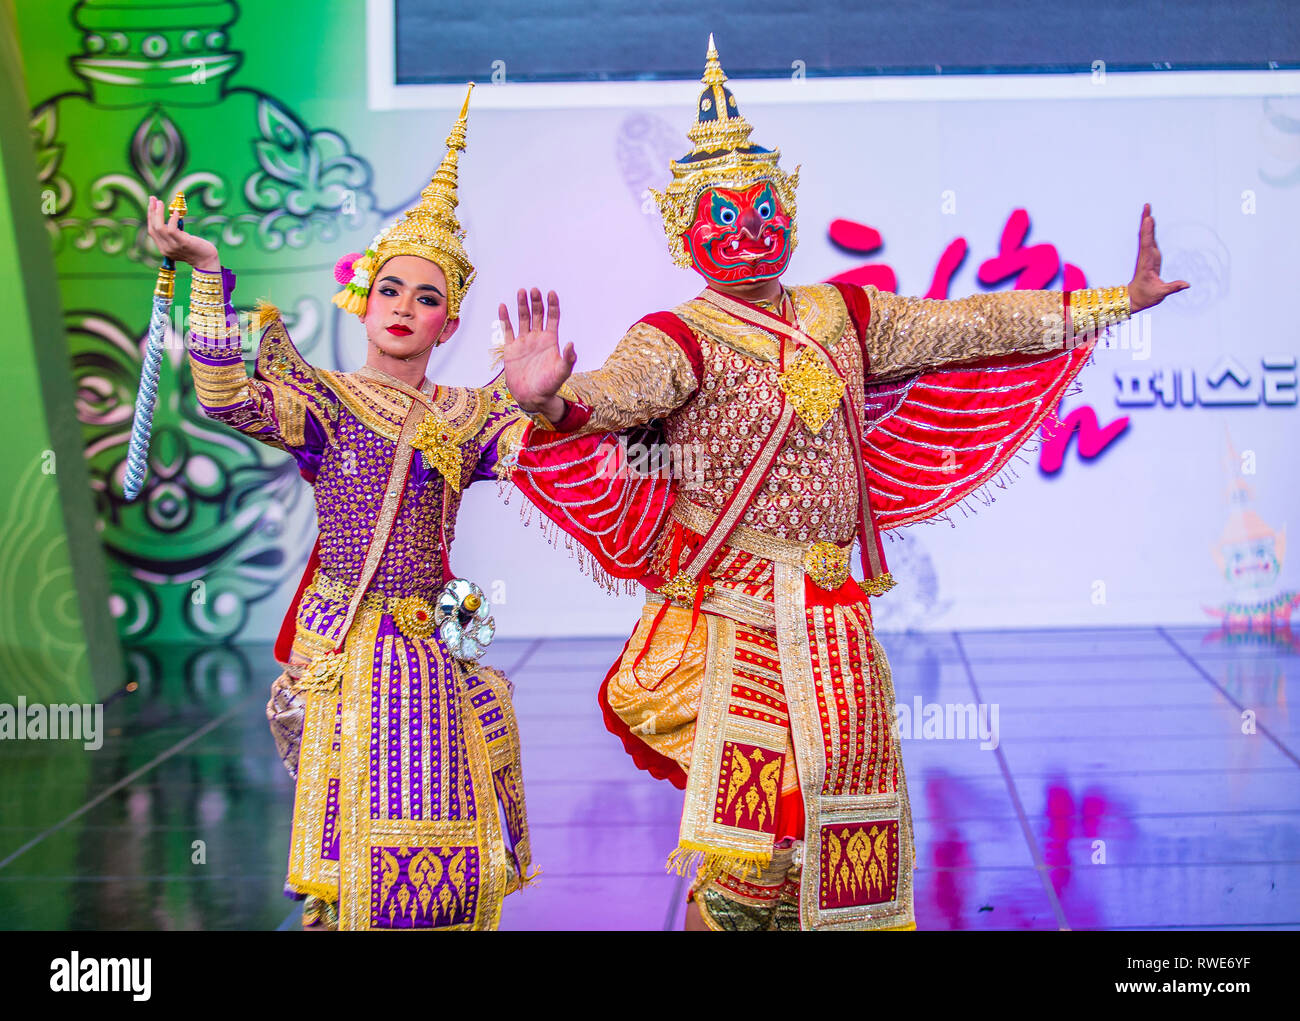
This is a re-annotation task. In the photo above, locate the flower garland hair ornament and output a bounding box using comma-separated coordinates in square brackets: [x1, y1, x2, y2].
[332, 83, 478, 319]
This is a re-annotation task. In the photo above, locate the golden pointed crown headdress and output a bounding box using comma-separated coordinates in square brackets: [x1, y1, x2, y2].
[650, 35, 800, 268]
[333, 83, 477, 319]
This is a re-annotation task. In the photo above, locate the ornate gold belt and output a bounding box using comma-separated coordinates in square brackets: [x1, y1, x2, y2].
[306, 570, 438, 642]
[670, 499, 852, 591]
[647, 586, 776, 629]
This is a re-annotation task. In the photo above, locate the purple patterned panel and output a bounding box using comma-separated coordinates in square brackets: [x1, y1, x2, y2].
[320, 777, 340, 861]
[387, 635, 402, 819]
[314, 407, 449, 600]
[405, 634, 424, 821]
[369, 639, 383, 821]
[370, 845, 480, 929]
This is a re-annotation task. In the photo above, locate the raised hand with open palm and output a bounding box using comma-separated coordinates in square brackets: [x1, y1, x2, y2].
[500, 286, 576, 421]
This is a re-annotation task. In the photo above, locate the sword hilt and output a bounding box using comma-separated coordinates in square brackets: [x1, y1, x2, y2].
[154, 191, 187, 300]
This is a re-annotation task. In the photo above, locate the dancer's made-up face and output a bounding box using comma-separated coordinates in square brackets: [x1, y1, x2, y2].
[364, 255, 458, 357]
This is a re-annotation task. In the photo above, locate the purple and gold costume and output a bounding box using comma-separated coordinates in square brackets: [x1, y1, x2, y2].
[188, 264, 531, 930]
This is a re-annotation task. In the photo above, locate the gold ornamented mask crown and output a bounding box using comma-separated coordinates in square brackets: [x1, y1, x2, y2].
[650, 35, 800, 268]
[334, 83, 477, 319]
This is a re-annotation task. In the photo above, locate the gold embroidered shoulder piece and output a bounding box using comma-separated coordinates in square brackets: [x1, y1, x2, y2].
[317, 370, 412, 443]
[251, 314, 339, 446]
[672, 296, 778, 362]
[672, 284, 848, 364]
[429, 383, 491, 445]
[317, 372, 489, 455]
[786, 284, 849, 354]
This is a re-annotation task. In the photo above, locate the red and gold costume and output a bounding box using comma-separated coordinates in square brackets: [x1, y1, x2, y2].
[506, 41, 1130, 930]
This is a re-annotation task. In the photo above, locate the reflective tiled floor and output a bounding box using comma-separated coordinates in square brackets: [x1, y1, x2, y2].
[0, 626, 1296, 930]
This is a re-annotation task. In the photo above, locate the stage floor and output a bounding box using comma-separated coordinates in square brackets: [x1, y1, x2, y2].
[1, 626, 1296, 930]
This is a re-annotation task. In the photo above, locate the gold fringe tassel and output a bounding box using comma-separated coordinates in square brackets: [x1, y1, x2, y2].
[504, 492, 642, 597]
[666, 843, 771, 885]
[253, 298, 281, 332]
[507, 865, 543, 895]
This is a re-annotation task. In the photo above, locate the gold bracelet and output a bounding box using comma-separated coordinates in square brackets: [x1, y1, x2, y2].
[1068, 285, 1130, 339]
[188, 267, 238, 339]
[189, 313, 241, 339]
[190, 268, 225, 299]
[188, 301, 241, 342]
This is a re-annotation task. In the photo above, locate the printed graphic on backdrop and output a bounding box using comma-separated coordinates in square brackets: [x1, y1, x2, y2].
[1204, 430, 1299, 645]
[824, 206, 1136, 482]
[29, 0, 380, 642]
[18, 3, 1298, 637]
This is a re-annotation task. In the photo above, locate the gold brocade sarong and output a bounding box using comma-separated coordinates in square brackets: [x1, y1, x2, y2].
[275, 592, 531, 930]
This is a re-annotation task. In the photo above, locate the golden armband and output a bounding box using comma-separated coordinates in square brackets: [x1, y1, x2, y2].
[188, 268, 243, 347]
[1068, 285, 1131, 340]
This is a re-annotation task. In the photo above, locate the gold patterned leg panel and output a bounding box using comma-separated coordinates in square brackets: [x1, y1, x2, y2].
[606, 601, 708, 770]
[770, 562, 916, 931]
[301, 895, 339, 930]
[696, 885, 778, 932]
[285, 686, 343, 901]
[770, 868, 802, 931]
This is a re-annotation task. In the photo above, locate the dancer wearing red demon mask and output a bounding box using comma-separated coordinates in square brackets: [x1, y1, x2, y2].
[500, 38, 1187, 931]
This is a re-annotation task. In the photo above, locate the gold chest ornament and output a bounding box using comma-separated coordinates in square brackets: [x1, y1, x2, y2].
[776, 345, 846, 434]
[409, 412, 465, 491]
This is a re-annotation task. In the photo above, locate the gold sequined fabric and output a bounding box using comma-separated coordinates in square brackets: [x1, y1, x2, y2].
[664, 286, 866, 544]
[605, 602, 707, 770]
[861, 285, 1068, 380]
[558, 321, 700, 435]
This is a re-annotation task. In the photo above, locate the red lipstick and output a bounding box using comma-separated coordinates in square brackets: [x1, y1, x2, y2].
[386, 324, 413, 336]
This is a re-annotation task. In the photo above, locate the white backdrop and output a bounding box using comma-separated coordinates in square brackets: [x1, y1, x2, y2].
[291, 75, 1300, 636]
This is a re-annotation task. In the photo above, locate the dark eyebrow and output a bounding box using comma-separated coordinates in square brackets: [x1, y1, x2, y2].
[377, 275, 443, 297]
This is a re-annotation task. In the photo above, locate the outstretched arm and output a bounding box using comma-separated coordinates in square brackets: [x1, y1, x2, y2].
[147, 196, 336, 461]
[500, 287, 698, 435]
[862, 203, 1189, 379]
